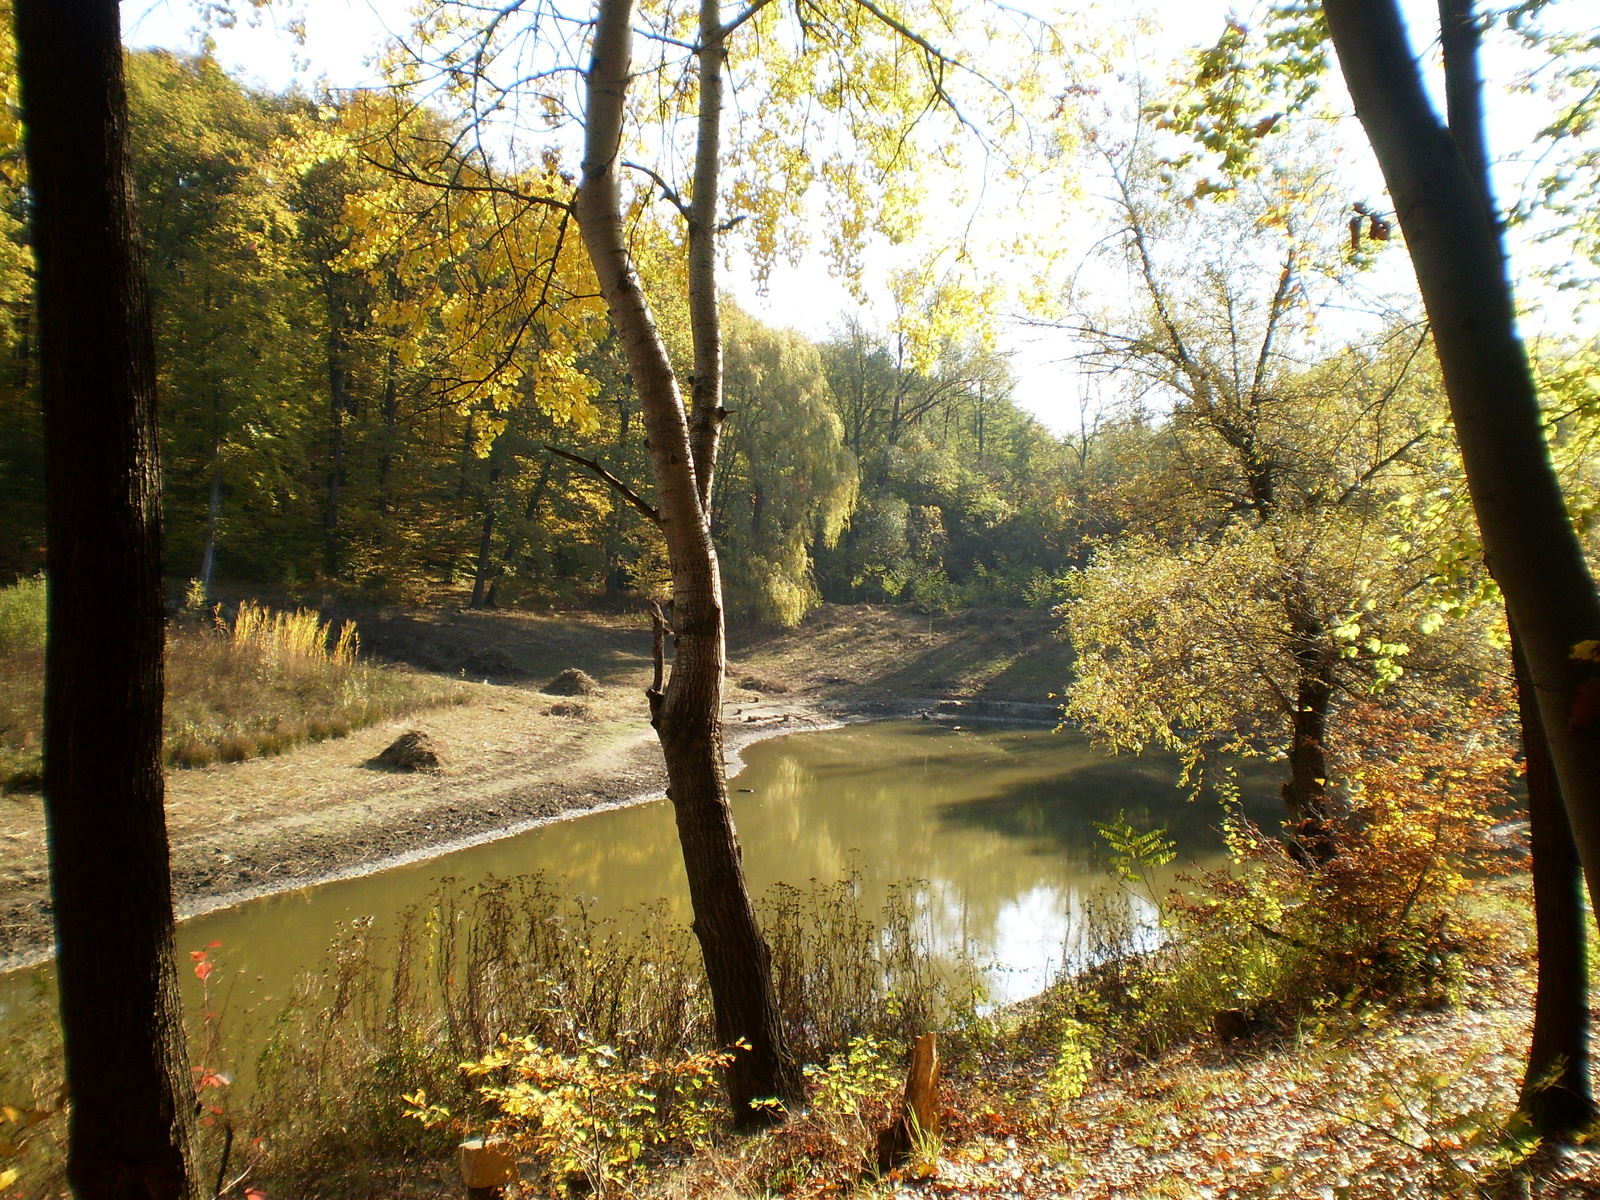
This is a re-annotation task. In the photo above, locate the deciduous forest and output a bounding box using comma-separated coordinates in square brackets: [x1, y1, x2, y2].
[1, 0, 1599, 1195]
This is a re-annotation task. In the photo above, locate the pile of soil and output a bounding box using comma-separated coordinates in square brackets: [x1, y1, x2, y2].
[545, 668, 600, 696]
[369, 730, 444, 772]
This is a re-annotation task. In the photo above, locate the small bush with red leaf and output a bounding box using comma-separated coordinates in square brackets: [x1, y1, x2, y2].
[1035, 686, 1517, 1062]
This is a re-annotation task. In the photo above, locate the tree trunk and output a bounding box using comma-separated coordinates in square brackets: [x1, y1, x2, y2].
[378, 347, 399, 517]
[471, 465, 500, 609]
[573, 0, 801, 1121]
[198, 447, 221, 601]
[1515, 627, 1597, 1138]
[1321, 0, 1600, 923]
[14, 3, 197, 1197]
[1431, 0, 1596, 1139]
[502, 457, 554, 573]
[323, 298, 349, 574]
[1281, 584, 1338, 859]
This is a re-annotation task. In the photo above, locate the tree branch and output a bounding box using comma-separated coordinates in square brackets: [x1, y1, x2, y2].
[545, 444, 661, 525]
[623, 159, 691, 220]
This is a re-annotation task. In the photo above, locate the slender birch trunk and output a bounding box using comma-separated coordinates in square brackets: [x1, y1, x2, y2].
[572, 0, 801, 1120]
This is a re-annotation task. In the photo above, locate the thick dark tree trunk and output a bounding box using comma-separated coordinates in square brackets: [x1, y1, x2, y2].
[1281, 586, 1338, 860]
[1515, 628, 1597, 1137]
[574, 0, 801, 1121]
[1428, 0, 1596, 1138]
[14, 3, 197, 1197]
[1321, 0, 1600, 924]
[1283, 666, 1334, 825]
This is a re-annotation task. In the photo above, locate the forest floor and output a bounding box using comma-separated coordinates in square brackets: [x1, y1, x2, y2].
[0, 601, 1068, 967]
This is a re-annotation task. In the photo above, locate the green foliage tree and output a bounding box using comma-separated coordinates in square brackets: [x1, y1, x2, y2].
[816, 320, 1079, 607]
[1055, 125, 1486, 850]
[127, 52, 320, 597]
[714, 307, 857, 626]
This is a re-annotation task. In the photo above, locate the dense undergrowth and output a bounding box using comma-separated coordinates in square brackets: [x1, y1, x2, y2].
[0, 580, 462, 790]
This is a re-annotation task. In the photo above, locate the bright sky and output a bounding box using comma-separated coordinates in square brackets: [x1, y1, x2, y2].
[119, 0, 1592, 435]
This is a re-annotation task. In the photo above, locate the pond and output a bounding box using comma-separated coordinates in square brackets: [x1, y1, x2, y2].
[0, 719, 1279, 1051]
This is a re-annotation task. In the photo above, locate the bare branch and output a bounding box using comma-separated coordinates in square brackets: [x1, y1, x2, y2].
[545, 445, 662, 525]
[718, 0, 777, 41]
[623, 159, 691, 219]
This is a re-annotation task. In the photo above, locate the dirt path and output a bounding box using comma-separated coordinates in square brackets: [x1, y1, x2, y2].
[0, 603, 1069, 967]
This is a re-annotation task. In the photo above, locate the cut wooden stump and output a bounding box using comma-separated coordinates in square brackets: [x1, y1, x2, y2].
[369, 729, 443, 772]
[872, 1031, 941, 1174]
[459, 1138, 516, 1200]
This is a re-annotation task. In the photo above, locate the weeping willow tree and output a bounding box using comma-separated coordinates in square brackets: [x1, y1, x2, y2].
[715, 308, 857, 626]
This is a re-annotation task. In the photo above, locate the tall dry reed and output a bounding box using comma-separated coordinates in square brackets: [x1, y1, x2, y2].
[242, 871, 966, 1191]
[0, 588, 460, 788]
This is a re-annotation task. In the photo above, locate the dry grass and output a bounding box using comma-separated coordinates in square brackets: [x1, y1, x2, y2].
[235, 872, 970, 1197]
[0, 587, 463, 790]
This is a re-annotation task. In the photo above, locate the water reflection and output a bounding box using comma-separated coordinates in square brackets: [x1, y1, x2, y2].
[1, 720, 1281, 1035]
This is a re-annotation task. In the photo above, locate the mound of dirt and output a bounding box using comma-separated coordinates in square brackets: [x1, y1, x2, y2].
[370, 730, 444, 772]
[544, 668, 599, 696]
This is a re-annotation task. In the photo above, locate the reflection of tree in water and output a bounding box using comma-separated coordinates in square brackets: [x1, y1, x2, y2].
[726, 722, 1281, 995]
[931, 752, 1283, 860]
[153, 722, 1286, 1033]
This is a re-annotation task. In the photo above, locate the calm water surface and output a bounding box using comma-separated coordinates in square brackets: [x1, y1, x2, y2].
[1, 719, 1276, 1037]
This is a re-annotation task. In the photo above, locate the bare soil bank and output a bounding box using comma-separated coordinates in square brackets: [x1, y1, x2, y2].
[0, 603, 1067, 967]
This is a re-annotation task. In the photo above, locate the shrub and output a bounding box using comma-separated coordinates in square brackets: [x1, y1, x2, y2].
[409, 1037, 734, 1197]
[0, 577, 45, 655]
[1035, 687, 1516, 1063]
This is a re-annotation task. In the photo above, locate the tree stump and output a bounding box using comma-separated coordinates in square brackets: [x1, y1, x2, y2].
[872, 1031, 941, 1174]
[459, 1139, 516, 1200]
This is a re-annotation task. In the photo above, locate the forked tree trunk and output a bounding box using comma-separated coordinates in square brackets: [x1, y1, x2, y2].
[14, 3, 197, 1197]
[573, 0, 801, 1121]
[1321, 0, 1600, 926]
